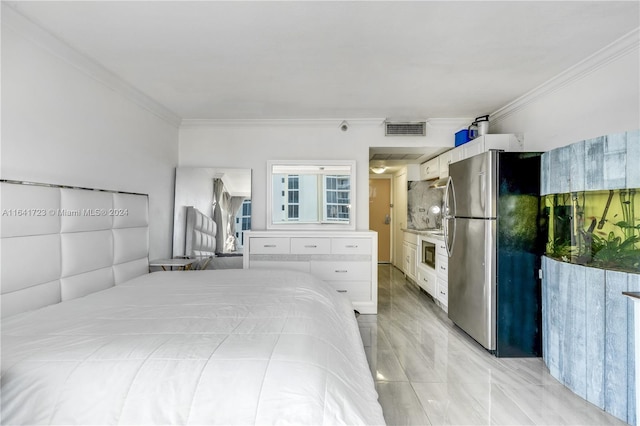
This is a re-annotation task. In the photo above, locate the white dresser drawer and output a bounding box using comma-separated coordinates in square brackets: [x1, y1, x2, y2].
[331, 238, 372, 255]
[328, 281, 371, 301]
[437, 255, 448, 278]
[310, 261, 371, 281]
[291, 237, 331, 254]
[249, 238, 290, 254]
[250, 261, 310, 273]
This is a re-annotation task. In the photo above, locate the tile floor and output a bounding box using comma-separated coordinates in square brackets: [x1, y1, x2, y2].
[357, 264, 628, 426]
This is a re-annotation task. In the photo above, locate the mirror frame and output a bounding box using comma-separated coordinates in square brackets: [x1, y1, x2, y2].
[267, 159, 356, 230]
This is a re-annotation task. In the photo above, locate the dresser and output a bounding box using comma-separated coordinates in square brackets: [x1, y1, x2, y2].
[243, 231, 378, 314]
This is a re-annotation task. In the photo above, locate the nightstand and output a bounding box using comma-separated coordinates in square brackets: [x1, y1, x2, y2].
[149, 258, 196, 271]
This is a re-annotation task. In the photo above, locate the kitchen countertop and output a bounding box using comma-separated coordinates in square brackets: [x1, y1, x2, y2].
[402, 228, 445, 240]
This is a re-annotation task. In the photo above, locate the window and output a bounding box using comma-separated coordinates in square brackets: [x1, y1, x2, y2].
[324, 175, 350, 222]
[268, 161, 355, 230]
[285, 175, 299, 220]
[234, 199, 251, 247]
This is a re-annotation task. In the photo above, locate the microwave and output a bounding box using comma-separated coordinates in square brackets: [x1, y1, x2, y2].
[421, 239, 436, 269]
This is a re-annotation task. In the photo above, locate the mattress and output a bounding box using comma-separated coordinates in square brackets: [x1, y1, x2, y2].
[1, 269, 385, 425]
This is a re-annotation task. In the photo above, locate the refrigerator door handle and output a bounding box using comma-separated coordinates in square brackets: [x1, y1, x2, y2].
[444, 176, 455, 217]
[478, 171, 486, 214]
[445, 217, 456, 258]
[443, 177, 456, 257]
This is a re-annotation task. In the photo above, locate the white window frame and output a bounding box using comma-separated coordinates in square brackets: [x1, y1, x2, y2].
[267, 160, 356, 230]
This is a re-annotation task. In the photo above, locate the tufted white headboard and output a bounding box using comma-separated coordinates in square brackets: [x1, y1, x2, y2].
[184, 206, 216, 259]
[1, 181, 149, 318]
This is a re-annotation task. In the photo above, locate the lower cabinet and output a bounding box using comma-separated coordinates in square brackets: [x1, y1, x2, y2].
[436, 240, 448, 310]
[416, 267, 436, 297]
[402, 231, 418, 282]
[244, 231, 378, 314]
[402, 241, 417, 282]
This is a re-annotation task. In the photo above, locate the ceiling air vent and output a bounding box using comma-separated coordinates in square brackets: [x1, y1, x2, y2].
[385, 121, 426, 136]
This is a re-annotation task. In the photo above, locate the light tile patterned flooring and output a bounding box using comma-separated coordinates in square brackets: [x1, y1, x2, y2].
[357, 264, 628, 426]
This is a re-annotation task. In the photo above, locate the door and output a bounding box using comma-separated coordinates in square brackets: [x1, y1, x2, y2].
[447, 217, 496, 351]
[369, 177, 391, 263]
[449, 151, 497, 219]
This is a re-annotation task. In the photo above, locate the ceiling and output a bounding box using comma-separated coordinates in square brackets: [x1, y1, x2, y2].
[5, 1, 639, 121]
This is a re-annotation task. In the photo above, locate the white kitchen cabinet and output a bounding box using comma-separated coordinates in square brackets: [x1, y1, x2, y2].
[450, 133, 524, 165]
[406, 163, 421, 181]
[438, 151, 451, 178]
[420, 157, 439, 180]
[402, 231, 418, 282]
[435, 239, 448, 310]
[463, 138, 485, 158]
[403, 242, 417, 282]
[449, 148, 464, 164]
[244, 231, 378, 314]
[436, 278, 448, 308]
[437, 148, 464, 178]
[416, 267, 436, 297]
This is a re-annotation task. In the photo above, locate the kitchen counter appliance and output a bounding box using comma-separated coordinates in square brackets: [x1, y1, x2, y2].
[467, 115, 489, 139]
[421, 239, 436, 269]
[444, 150, 543, 357]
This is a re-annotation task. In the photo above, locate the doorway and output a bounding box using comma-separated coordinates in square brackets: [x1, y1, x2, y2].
[369, 176, 392, 263]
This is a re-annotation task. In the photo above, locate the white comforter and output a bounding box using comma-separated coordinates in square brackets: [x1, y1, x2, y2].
[1, 269, 385, 425]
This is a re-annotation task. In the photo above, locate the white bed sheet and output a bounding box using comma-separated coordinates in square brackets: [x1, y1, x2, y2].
[1, 269, 385, 425]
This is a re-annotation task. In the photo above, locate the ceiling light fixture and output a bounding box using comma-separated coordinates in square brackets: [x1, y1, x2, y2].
[370, 166, 387, 174]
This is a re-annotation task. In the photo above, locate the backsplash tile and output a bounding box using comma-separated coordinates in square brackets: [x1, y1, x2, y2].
[407, 180, 444, 230]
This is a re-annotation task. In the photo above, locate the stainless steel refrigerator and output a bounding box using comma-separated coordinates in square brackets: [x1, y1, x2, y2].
[444, 150, 543, 357]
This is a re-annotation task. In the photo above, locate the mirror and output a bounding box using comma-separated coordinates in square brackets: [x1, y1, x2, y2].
[267, 160, 355, 230]
[173, 167, 251, 266]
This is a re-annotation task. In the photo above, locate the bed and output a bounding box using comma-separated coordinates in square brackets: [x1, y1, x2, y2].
[184, 205, 243, 269]
[0, 181, 384, 425]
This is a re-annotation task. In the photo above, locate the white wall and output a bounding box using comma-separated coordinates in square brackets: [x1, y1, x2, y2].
[491, 42, 639, 151]
[179, 120, 458, 231]
[1, 17, 179, 259]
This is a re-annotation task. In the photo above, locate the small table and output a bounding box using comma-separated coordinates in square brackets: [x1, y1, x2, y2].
[149, 258, 196, 271]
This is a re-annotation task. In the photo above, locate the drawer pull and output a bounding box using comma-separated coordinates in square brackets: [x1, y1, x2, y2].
[304, 245, 317, 248]
[345, 245, 358, 248]
[263, 244, 276, 248]
[336, 290, 347, 293]
[440, 266, 446, 271]
[440, 291, 446, 295]
[422, 277, 429, 282]
[335, 270, 348, 273]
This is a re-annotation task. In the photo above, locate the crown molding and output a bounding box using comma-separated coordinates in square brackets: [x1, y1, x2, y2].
[2, 4, 182, 128]
[491, 27, 640, 124]
[180, 117, 473, 129]
[180, 118, 388, 128]
[425, 117, 474, 129]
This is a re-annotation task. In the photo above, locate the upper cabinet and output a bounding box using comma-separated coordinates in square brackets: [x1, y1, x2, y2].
[438, 148, 464, 178]
[436, 134, 524, 179]
[420, 157, 439, 180]
[415, 134, 524, 181]
[438, 151, 452, 179]
[406, 164, 421, 181]
[455, 134, 524, 164]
